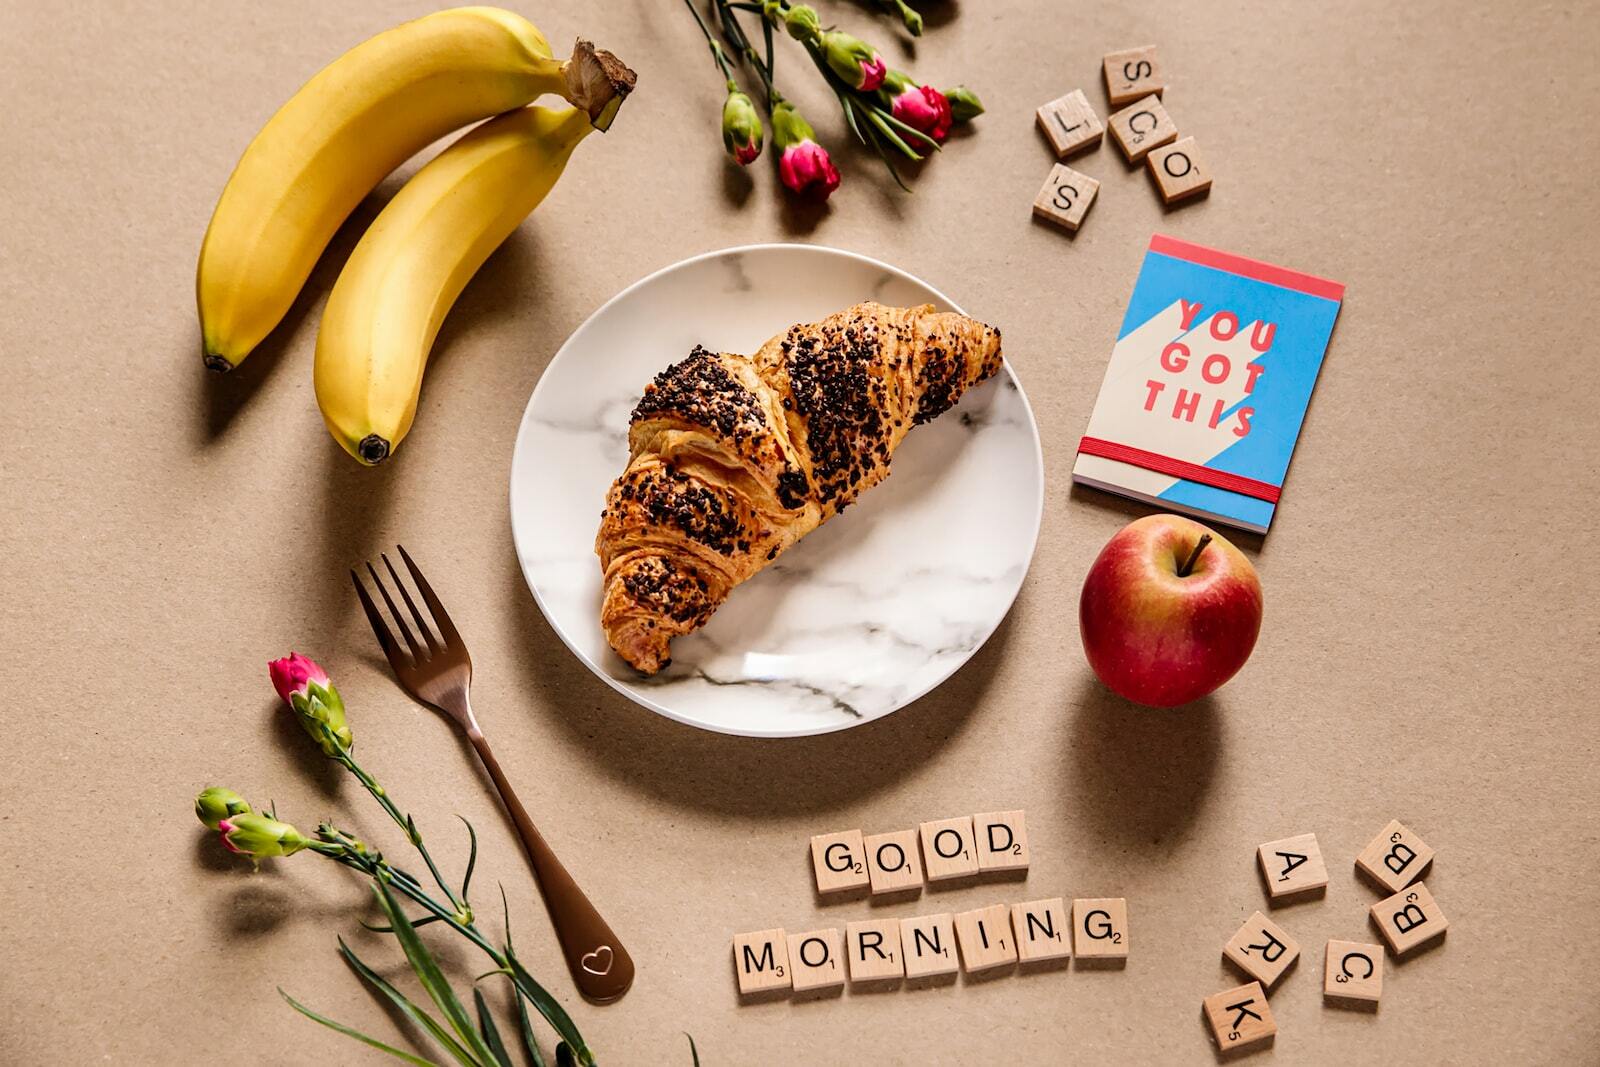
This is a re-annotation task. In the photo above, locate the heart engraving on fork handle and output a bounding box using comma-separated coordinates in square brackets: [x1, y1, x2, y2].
[580, 945, 615, 976]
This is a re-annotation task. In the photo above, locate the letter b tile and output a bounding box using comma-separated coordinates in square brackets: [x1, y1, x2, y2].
[1356, 819, 1435, 894]
[1370, 881, 1448, 955]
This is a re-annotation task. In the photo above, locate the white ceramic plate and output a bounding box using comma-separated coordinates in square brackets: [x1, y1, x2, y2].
[509, 244, 1042, 737]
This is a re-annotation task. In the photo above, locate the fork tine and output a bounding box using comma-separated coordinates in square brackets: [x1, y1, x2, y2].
[351, 568, 409, 673]
[397, 544, 463, 649]
[367, 561, 426, 664]
[382, 552, 438, 654]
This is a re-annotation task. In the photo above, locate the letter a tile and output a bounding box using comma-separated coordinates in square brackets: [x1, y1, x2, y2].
[1203, 982, 1276, 1051]
[1257, 832, 1329, 899]
[1370, 882, 1448, 955]
[810, 829, 869, 895]
[731, 928, 791, 995]
[1222, 911, 1300, 988]
[1355, 819, 1435, 894]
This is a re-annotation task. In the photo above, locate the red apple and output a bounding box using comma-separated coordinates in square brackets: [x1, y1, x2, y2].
[1079, 514, 1263, 707]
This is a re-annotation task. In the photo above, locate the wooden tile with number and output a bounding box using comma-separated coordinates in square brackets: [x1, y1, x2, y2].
[1370, 881, 1449, 955]
[1033, 165, 1100, 233]
[1147, 137, 1211, 204]
[974, 810, 1030, 871]
[1257, 832, 1329, 898]
[954, 903, 1018, 973]
[810, 829, 869, 894]
[1036, 89, 1104, 158]
[1012, 898, 1071, 962]
[731, 928, 791, 995]
[1356, 819, 1435, 894]
[1324, 939, 1384, 1003]
[863, 828, 923, 895]
[919, 816, 978, 881]
[786, 928, 844, 992]
[845, 919, 905, 983]
[1108, 95, 1177, 163]
[1103, 45, 1165, 106]
[1222, 911, 1300, 988]
[1202, 981, 1276, 1052]
[900, 913, 960, 978]
[1072, 897, 1129, 958]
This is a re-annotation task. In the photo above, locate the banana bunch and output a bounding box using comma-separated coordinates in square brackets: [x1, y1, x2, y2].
[196, 6, 635, 464]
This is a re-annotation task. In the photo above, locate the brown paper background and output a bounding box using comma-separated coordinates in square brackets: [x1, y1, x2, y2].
[3, 2, 1597, 1063]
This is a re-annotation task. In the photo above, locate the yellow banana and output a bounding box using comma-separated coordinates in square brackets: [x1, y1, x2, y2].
[314, 106, 595, 465]
[196, 7, 633, 372]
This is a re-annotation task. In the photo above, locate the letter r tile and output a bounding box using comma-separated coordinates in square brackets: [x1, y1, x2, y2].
[1222, 911, 1300, 988]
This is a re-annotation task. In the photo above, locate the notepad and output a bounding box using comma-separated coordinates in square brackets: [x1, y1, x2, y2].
[1074, 235, 1344, 534]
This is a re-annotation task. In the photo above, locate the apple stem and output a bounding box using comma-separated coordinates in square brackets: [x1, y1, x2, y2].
[1177, 533, 1212, 578]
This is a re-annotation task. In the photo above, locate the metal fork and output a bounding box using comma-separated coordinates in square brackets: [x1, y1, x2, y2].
[352, 545, 633, 1003]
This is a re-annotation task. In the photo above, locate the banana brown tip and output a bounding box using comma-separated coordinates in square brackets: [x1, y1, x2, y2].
[204, 354, 235, 374]
[358, 435, 391, 465]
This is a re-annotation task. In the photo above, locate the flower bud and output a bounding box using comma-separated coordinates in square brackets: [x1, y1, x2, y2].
[942, 85, 985, 125]
[195, 787, 252, 830]
[885, 77, 953, 144]
[721, 84, 763, 165]
[218, 813, 312, 860]
[820, 30, 887, 91]
[268, 653, 352, 756]
[781, 4, 822, 43]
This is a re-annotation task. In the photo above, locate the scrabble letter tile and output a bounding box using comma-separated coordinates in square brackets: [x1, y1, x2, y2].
[1222, 911, 1300, 988]
[810, 829, 869, 894]
[1012, 897, 1071, 962]
[1108, 95, 1177, 163]
[1147, 137, 1211, 204]
[1370, 882, 1448, 955]
[1072, 897, 1129, 958]
[864, 828, 923, 895]
[1202, 982, 1276, 1051]
[954, 903, 1018, 973]
[1036, 89, 1104, 158]
[919, 816, 978, 881]
[900, 913, 959, 978]
[786, 928, 844, 992]
[846, 919, 905, 983]
[1356, 819, 1435, 894]
[975, 810, 1030, 871]
[1033, 164, 1099, 233]
[1324, 939, 1384, 1003]
[1103, 45, 1165, 106]
[1257, 832, 1329, 898]
[732, 928, 791, 995]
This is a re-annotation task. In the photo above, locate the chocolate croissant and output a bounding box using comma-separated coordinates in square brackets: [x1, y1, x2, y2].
[595, 301, 1003, 674]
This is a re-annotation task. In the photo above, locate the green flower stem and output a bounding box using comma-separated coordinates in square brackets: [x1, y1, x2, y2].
[683, 0, 736, 82]
[716, 0, 781, 110]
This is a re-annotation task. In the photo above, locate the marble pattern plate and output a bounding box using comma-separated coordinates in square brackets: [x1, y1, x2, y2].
[509, 244, 1042, 737]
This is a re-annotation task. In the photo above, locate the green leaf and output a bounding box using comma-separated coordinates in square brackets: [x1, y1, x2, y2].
[362, 913, 446, 934]
[372, 878, 502, 1066]
[865, 109, 925, 161]
[498, 885, 588, 1058]
[511, 977, 548, 1067]
[473, 988, 513, 1067]
[338, 939, 481, 1067]
[685, 1032, 700, 1067]
[279, 987, 442, 1067]
[458, 817, 479, 904]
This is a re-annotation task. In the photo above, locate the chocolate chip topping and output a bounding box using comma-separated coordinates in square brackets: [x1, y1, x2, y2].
[632, 345, 769, 444]
[615, 464, 744, 555]
[620, 556, 712, 624]
[782, 316, 890, 508]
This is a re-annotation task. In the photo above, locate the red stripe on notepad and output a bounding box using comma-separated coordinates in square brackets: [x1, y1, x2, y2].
[1078, 436, 1282, 504]
[1149, 235, 1346, 302]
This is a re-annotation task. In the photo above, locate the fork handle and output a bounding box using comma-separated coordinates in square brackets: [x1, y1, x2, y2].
[467, 728, 635, 1002]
